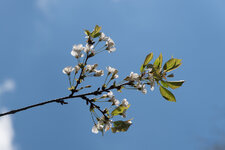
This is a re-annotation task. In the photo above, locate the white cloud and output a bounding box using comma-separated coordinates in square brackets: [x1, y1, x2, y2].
[0, 79, 15, 96]
[0, 79, 16, 150]
[0, 109, 16, 150]
[36, 0, 59, 17]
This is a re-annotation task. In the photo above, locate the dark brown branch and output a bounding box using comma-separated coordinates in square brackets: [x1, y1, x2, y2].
[70, 54, 90, 96]
[0, 82, 130, 118]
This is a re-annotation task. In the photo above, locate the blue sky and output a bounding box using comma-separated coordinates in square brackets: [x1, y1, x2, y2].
[0, 0, 225, 150]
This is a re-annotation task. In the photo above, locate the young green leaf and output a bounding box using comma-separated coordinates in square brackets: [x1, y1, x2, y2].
[159, 86, 176, 102]
[160, 80, 168, 88]
[84, 30, 91, 36]
[111, 104, 130, 117]
[144, 52, 153, 66]
[167, 73, 174, 78]
[167, 80, 185, 89]
[111, 120, 132, 133]
[153, 53, 163, 69]
[94, 25, 101, 34]
[163, 58, 182, 72]
[140, 64, 145, 73]
[92, 32, 101, 38]
[91, 25, 102, 38]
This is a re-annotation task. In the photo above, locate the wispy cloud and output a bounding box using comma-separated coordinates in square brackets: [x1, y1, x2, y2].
[0, 79, 15, 96]
[36, 0, 59, 17]
[0, 79, 16, 150]
[0, 109, 16, 150]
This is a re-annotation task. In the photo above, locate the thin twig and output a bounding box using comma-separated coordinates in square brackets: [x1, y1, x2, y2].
[0, 82, 130, 118]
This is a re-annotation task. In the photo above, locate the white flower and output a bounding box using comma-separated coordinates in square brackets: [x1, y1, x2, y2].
[107, 66, 118, 79]
[74, 65, 80, 73]
[106, 38, 116, 53]
[122, 98, 129, 107]
[94, 70, 104, 76]
[92, 116, 112, 134]
[150, 86, 154, 91]
[86, 64, 98, 72]
[127, 72, 139, 81]
[140, 83, 147, 94]
[102, 91, 114, 98]
[86, 65, 93, 71]
[136, 82, 147, 94]
[112, 74, 119, 79]
[109, 97, 120, 106]
[142, 88, 147, 94]
[104, 120, 112, 132]
[71, 44, 84, 58]
[147, 72, 155, 91]
[108, 47, 116, 53]
[62, 66, 74, 75]
[99, 32, 109, 41]
[84, 44, 94, 53]
[92, 125, 99, 134]
[107, 91, 114, 98]
[106, 66, 116, 74]
[92, 123, 104, 134]
[127, 120, 132, 124]
[112, 98, 120, 106]
[106, 38, 115, 48]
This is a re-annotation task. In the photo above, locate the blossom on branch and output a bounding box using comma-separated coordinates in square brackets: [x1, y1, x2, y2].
[71, 44, 84, 58]
[62, 66, 74, 75]
[106, 38, 116, 53]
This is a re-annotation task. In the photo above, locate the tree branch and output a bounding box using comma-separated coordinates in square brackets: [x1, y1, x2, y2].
[0, 82, 130, 117]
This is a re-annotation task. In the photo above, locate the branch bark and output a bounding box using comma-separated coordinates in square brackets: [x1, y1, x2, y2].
[0, 83, 129, 117]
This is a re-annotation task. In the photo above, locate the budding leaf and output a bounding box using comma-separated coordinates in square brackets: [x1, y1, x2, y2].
[111, 104, 130, 117]
[153, 53, 163, 69]
[144, 52, 153, 66]
[167, 80, 185, 89]
[140, 53, 153, 73]
[159, 85, 176, 102]
[92, 32, 101, 38]
[160, 80, 168, 88]
[167, 73, 174, 78]
[91, 25, 102, 38]
[111, 120, 132, 133]
[94, 25, 101, 33]
[84, 30, 91, 36]
[140, 64, 145, 73]
[163, 58, 182, 72]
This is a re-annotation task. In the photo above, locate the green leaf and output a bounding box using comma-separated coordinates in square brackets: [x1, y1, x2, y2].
[144, 53, 153, 65]
[153, 53, 163, 69]
[84, 30, 91, 36]
[167, 80, 185, 89]
[159, 86, 176, 102]
[163, 58, 182, 72]
[111, 104, 130, 117]
[111, 120, 132, 133]
[167, 73, 174, 78]
[94, 25, 101, 33]
[140, 64, 145, 73]
[140, 53, 153, 73]
[160, 80, 168, 88]
[92, 32, 101, 38]
[91, 25, 102, 38]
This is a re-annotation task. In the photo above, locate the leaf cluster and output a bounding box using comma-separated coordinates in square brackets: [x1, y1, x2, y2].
[140, 53, 184, 102]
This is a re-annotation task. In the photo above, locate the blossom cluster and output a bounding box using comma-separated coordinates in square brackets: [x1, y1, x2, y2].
[61, 25, 184, 135]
